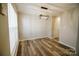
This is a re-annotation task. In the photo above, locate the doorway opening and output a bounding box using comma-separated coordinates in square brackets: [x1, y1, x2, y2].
[52, 16, 60, 41]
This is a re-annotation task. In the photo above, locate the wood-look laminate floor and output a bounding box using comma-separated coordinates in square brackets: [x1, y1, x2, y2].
[17, 38, 75, 56]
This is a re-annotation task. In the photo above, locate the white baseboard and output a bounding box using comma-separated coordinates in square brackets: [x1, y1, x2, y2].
[19, 36, 52, 41]
[59, 41, 76, 50]
[19, 39, 26, 41]
[48, 36, 53, 39]
[19, 36, 50, 41]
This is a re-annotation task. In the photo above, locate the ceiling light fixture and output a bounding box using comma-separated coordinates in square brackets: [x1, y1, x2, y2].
[40, 14, 49, 20]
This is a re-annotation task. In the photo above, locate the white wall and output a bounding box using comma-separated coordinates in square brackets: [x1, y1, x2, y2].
[75, 8, 79, 55]
[8, 4, 18, 55]
[76, 13, 79, 55]
[18, 13, 52, 40]
[47, 15, 53, 39]
[60, 8, 79, 50]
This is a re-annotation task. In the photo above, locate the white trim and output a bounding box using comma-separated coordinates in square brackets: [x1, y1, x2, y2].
[14, 40, 19, 56]
[59, 41, 76, 50]
[11, 40, 19, 56]
[19, 37, 52, 42]
[19, 39, 26, 42]
[48, 36, 53, 39]
[19, 36, 49, 41]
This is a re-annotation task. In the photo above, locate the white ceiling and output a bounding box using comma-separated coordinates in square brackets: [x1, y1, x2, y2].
[15, 3, 79, 16]
[49, 3, 79, 10]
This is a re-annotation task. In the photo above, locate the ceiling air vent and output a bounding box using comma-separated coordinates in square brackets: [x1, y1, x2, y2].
[41, 6, 48, 10]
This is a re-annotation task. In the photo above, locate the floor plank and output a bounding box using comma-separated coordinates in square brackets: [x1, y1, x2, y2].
[17, 38, 75, 56]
